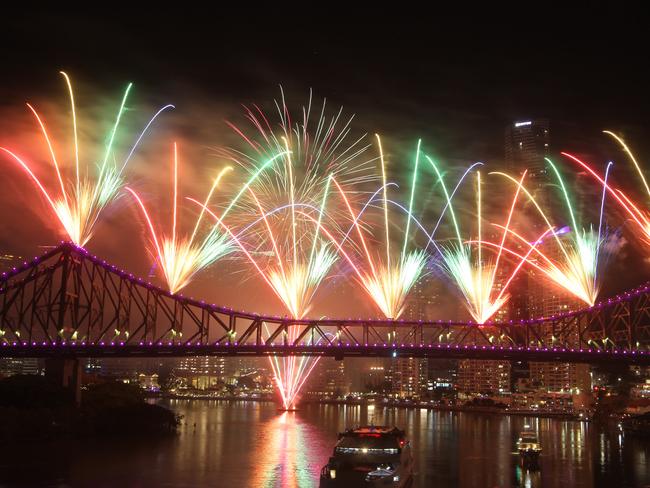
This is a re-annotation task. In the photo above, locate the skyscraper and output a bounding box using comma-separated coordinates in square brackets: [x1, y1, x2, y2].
[504, 119, 550, 180]
[526, 239, 590, 393]
[452, 120, 554, 397]
[504, 119, 590, 394]
[403, 278, 439, 322]
[398, 279, 442, 397]
[505, 119, 551, 322]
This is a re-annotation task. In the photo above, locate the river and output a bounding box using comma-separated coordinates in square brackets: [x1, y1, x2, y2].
[0, 399, 648, 487]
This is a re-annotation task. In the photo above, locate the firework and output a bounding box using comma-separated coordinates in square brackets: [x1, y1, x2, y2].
[130, 143, 288, 295]
[207, 91, 374, 409]
[191, 193, 334, 410]
[328, 136, 427, 319]
[562, 132, 650, 246]
[432, 160, 536, 323]
[0, 72, 172, 246]
[229, 171, 336, 410]
[219, 88, 375, 220]
[490, 157, 612, 306]
[126, 143, 236, 294]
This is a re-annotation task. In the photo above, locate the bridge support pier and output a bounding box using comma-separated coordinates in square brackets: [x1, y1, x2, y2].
[45, 358, 82, 405]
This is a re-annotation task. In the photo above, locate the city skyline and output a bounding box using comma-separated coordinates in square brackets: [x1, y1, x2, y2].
[1, 12, 650, 488]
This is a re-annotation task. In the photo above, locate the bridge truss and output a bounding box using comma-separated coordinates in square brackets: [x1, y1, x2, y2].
[1, 243, 649, 364]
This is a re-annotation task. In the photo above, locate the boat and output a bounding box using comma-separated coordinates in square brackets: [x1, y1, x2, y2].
[621, 412, 650, 437]
[516, 425, 541, 468]
[319, 426, 414, 487]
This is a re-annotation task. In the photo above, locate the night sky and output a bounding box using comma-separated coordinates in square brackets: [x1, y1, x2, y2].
[1, 12, 649, 317]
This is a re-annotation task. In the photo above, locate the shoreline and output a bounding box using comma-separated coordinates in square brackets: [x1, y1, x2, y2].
[156, 394, 583, 420]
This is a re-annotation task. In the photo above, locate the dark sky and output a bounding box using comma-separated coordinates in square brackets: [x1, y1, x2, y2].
[3, 13, 650, 153]
[1, 12, 649, 316]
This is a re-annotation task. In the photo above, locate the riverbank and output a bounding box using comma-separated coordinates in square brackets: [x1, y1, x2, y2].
[303, 398, 583, 419]
[156, 392, 583, 419]
[0, 376, 180, 442]
[158, 392, 274, 402]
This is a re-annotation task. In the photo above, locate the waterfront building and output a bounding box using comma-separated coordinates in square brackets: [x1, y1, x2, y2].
[138, 373, 160, 391]
[457, 360, 511, 395]
[176, 356, 227, 390]
[307, 359, 349, 398]
[509, 391, 575, 412]
[424, 359, 457, 397]
[362, 364, 389, 393]
[528, 362, 591, 393]
[389, 356, 421, 398]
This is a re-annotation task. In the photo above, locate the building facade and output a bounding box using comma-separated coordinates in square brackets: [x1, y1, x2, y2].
[176, 356, 227, 390]
[307, 359, 349, 398]
[389, 357, 421, 398]
[504, 119, 550, 180]
[457, 359, 511, 395]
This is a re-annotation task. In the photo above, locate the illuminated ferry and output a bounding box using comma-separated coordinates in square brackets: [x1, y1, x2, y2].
[516, 425, 541, 467]
[319, 426, 414, 487]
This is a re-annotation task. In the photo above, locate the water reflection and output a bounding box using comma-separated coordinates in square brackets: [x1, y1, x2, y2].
[251, 412, 323, 488]
[0, 400, 647, 487]
[514, 465, 542, 488]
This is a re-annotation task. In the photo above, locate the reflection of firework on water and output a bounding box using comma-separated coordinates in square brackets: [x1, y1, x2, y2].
[0, 72, 172, 247]
[266, 330, 334, 411]
[564, 132, 650, 247]
[491, 157, 612, 307]
[250, 411, 317, 487]
[126, 143, 235, 294]
[330, 136, 427, 319]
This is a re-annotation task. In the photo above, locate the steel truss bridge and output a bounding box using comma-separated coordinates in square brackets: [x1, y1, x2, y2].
[0, 243, 649, 365]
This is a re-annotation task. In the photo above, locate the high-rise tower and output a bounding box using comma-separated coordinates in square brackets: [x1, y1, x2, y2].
[504, 119, 589, 394]
[504, 119, 550, 180]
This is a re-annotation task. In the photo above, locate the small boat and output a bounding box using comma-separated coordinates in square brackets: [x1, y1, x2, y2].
[516, 425, 541, 468]
[319, 425, 414, 487]
[621, 412, 650, 437]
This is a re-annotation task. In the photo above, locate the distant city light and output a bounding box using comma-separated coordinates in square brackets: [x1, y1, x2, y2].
[515, 121, 532, 127]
